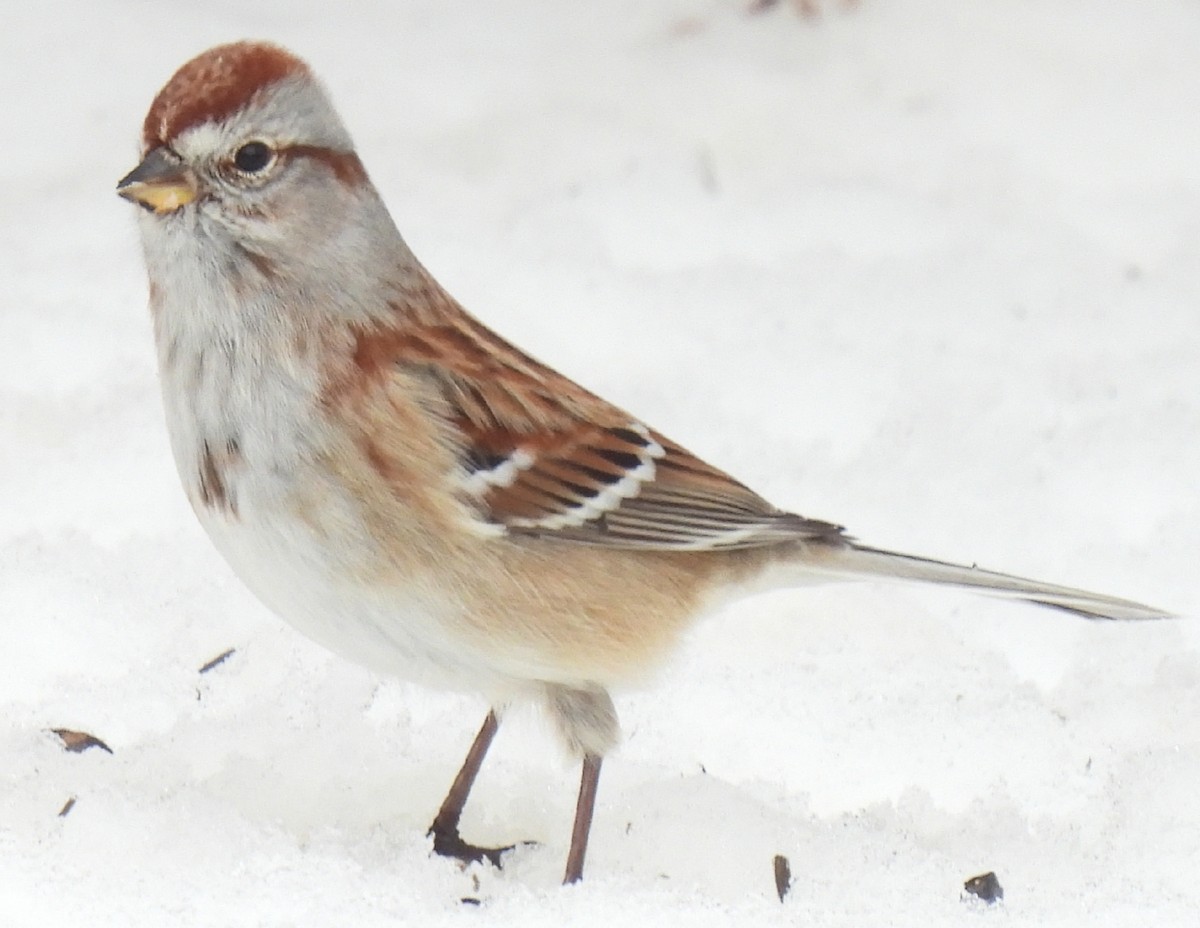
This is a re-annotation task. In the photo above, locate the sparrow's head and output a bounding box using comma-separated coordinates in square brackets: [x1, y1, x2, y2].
[118, 42, 394, 281]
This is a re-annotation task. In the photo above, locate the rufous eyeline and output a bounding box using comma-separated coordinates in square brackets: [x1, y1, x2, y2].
[118, 42, 1170, 886]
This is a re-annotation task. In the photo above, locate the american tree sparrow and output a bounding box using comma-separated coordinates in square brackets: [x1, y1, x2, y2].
[118, 42, 1168, 885]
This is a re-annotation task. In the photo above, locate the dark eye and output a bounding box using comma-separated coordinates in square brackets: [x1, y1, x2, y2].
[233, 141, 275, 174]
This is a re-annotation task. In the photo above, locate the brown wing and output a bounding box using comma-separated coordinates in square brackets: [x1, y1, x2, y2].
[379, 293, 843, 550]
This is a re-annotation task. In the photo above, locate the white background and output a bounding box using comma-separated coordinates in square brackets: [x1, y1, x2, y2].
[1, 1, 1197, 924]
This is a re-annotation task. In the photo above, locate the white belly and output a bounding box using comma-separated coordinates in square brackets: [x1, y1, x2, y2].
[158, 334, 513, 696]
[197, 495, 513, 695]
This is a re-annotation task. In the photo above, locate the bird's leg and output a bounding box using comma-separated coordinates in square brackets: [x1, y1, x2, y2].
[428, 709, 514, 867]
[544, 683, 616, 884]
[563, 753, 603, 884]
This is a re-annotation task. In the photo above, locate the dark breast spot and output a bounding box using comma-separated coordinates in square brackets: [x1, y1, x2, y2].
[198, 439, 240, 516]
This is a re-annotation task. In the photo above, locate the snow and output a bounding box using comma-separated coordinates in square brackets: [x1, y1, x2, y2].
[2, 0, 1198, 924]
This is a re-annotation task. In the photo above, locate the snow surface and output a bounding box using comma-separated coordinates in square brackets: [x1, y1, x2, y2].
[2, 1, 1199, 924]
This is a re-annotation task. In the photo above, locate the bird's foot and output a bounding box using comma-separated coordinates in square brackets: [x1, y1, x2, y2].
[429, 823, 529, 869]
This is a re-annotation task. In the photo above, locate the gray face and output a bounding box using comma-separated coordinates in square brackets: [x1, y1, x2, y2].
[122, 71, 416, 332]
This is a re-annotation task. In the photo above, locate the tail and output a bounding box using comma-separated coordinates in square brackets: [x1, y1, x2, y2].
[806, 543, 1172, 621]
